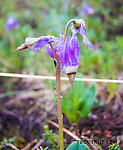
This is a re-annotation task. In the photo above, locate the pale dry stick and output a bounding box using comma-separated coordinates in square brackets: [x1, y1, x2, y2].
[115, 92, 122, 104]
[107, 92, 122, 104]
[21, 139, 37, 150]
[31, 139, 44, 150]
[47, 119, 81, 141]
[0, 143, 19, 150]
[1, 139, 38, 150]
[107, 94, 115, 104]
[0, 72, 123, 83]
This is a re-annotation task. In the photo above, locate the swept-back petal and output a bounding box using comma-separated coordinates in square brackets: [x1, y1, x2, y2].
[25, 35, 59, 52]
[45, 44, 55, 59]
[79, 29, 94, 50]
[80, 24, 86, 36]
[82, 35, 94, 50]
[45, 40, 62, 60]
[60, 34, 80, 74]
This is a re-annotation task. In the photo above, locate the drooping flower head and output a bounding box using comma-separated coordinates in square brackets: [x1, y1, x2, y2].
[14, 18, 94, 88]
[80, 4, 94, 16]
[45, 33, 80, 88]
[45, 19, 94, 87]
[72, 19, 94, 50]
[5, 16, 19, 30]
[46, 34, 80, 73]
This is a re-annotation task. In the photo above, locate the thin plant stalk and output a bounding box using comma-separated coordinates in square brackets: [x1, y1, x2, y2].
[49, 42, 64, 149]
[63, 19, 79, 43]
[56, 58, 64, 150]
[49, 42, 57, 61]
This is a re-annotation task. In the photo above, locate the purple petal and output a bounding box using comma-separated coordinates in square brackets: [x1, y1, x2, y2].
[47, 35, 59, 43]
[63, 36, 71, 67]
[45, 44, 55, 59]
[5, 16, 19, 30]
[70, 35, 80, 63]
[45, 34, 80, 73]
[78, 23, 94, 50]
[28, 39, 48, 52]
[60, 35, 80, 73]
[71, 20, 94, 50]
[80, 25, 86, 36]
[71, 26, 78, 37]
[86, 5, 94, 14]
[45, 40, 62, 60]
[45, 34, 65, 59]
[81, 4, 94, 16]
[59, 34, 64, 42]
[59, 36, 69, 69]
[78, 19, 86, 36]
[82, 35, 94, 50]
[45, 33, 80, 73]
[25, 35, 59, 52]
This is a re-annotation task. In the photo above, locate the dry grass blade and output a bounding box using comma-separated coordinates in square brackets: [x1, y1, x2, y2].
[31, 139, 44, 150]
[0, 143, 19, 150]
[0, 72, 123, 83]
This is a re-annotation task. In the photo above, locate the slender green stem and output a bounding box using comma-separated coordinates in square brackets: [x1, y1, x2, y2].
[56, 58, 64, 150]
[49, 42, 64, 149]
[63, 19, 78, 43]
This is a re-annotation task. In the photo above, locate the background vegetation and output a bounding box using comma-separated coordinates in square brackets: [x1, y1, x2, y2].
[0, 0, 122, 149]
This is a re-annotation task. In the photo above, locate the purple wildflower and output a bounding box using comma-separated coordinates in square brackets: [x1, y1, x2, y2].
[14, 18, 94, 88]
[72, 19, 94, 50]
[45, 33, 80, 88]
[45, 34, 80, 74]
[46, 19, 94, 75]
[14, 35, 59, 52]
[5, 16, 19, 30]
[80, 4, 94, 16]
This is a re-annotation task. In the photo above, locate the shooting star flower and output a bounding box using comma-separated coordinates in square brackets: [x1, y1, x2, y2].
[46, 19, 94, 88]
[45, 33, 80, 88]
[14, 18, 94, 88]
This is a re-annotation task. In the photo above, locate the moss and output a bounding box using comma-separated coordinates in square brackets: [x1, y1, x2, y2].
[14, 136, 27, 148]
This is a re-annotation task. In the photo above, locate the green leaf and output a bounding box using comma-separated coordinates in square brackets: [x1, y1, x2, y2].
[62, 74, 87, 123]
[80, 84, 96, 117]
[66, 141, 89, 150]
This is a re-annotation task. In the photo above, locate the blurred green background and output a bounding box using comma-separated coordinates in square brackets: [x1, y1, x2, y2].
[0, 0, 122, 80]
[0, 0, 123, 149]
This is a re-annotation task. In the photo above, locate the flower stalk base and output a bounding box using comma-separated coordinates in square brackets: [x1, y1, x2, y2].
[56, 59, 64, 150]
